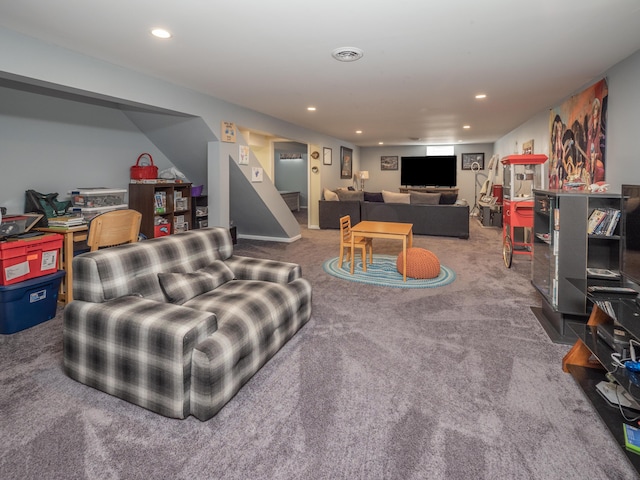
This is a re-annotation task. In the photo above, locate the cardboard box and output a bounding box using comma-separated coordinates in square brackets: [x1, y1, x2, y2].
[0, 233, 63, 286]
[0, 270, 65, 334]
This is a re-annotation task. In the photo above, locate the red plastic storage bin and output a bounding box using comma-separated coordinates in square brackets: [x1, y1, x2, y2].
[0, 233, 63, 286]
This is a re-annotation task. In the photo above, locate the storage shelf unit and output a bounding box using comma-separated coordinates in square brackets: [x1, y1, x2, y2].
[128, 182, 192, 239]
[532, 189, 621, 342]
[192, 195, 208, 229]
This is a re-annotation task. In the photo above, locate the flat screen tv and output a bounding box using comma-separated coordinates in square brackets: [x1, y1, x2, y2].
[400, 155, 457, 187]
[621, 185, 640, 289]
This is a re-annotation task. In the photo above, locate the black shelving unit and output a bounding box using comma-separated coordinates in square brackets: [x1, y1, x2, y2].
[192, 195, 208, 229]
[532, 190, 621, 343]
[565, 297, 640, 475]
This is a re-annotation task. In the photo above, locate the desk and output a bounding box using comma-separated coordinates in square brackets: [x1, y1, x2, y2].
[351, 221, 413, 281]
[36, 225, 88, 304]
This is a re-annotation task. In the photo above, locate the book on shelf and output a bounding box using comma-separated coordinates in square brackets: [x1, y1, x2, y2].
[154, 192, 167, 214]
[587, 208, 620, 236]
[587, 208, 607, 234]
[586, 267, 621, 279]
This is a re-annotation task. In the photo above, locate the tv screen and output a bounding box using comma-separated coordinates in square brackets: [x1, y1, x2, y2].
[621, 185, 640, 288]
[400, 155, 457, 187]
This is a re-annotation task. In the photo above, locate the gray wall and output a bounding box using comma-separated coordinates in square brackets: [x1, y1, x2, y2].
[1, 24, 639, 226]
[493, 49, 640, 193]
[359, 144, 494, 205]
[0, 85, 176, 213]
[0, 26, 357, 232]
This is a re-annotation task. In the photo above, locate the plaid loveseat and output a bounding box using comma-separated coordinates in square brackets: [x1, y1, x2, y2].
[63, 227, 312, 421]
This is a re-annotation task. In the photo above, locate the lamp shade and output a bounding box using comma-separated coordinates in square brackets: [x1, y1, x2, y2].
[358, 171, 369, 180]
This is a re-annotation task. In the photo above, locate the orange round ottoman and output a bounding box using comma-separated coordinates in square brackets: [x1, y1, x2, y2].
[396, 248, 440, 279]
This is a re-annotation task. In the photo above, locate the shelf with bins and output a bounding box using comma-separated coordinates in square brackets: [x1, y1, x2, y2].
[192, 195, 208, 229]
[532, 189, 621, 343]
[128, 182, 192, 239]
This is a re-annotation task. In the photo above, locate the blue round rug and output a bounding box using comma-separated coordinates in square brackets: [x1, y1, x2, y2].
[322, 254, 456, 289]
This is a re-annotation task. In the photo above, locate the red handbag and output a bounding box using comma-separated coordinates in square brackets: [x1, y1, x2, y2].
[130, 153, 158, 180]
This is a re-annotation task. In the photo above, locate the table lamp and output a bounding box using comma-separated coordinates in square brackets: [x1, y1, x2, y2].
[358, 171, 369, 191]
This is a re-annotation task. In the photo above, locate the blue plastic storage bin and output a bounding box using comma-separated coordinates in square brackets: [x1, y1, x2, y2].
[0, 270, 65, 334]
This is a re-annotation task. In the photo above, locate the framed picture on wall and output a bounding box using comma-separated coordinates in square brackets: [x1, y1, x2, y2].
[340, 146, 353, 179]
[323, 147, 332, 165]
[461, 153, 484, 170]
[381, 156, 398, 171]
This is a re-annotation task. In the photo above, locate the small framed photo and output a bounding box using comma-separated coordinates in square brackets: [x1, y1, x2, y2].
[340, 146, 353, 179]
[461, 153, 484, 170]
[381, 156, 399, 171]
[239, 145, 250, 165]
[323, 147, 332, 165]
[251, 167, 263, 182]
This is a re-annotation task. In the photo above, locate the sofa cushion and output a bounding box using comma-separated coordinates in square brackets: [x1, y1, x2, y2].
[364, 191, 384, 203]
[323, 188, 339, 201]
[439, 192, 458, 205]
[382, 190, 410, 204]
[158, 260, 235, 304]
[410, 191, 441, 205]
[336, 189, 364, 202]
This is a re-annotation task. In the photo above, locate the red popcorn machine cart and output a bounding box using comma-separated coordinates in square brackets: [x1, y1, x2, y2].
[501, 154, 548, 268]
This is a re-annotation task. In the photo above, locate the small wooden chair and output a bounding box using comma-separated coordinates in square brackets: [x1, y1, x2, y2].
[87, 209, 142, 252]
[338, 215, 373, 271]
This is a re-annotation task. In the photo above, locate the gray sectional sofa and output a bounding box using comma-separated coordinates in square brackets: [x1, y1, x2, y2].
[63, 227, 312, 421]
[319, 189, 469, 238]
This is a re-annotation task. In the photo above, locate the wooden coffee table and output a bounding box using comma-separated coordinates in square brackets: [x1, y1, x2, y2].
[350, 221, 413, 281]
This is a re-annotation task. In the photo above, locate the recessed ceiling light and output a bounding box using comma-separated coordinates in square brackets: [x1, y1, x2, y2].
[475, 94, 487, 99]
[463, 125, 471, 129]
[356, 130, 362, 134]
[307, 106, 316, 111]
[332, 47, 364, 62]
[151, 28, 171, 39]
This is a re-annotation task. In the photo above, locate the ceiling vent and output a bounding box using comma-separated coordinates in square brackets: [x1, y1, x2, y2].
[332, 47, 364, 62]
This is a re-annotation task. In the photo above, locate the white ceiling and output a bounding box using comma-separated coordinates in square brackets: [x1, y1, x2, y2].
[1, 0, 640, 147]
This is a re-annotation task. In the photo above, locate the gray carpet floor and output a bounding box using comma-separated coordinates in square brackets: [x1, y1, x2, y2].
[1, 214, 638, 479]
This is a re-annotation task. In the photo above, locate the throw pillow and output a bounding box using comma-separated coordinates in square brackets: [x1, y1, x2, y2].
[336, 190, 364, 202]
[158, 260, 235, 304]
[382, 190, 410, 204]
[410, 192, 441, 205]
[439, 192, 458, 205]
[323, 188, 339, 201]
[199, 260, 236, 286]
[364, 191, 384, 203]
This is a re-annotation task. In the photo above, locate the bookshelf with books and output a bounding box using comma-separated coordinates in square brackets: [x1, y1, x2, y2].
[128, 182, 191, 238]
[532, 189, 621, 343]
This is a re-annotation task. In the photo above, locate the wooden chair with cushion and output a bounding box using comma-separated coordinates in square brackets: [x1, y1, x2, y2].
[87, 209, 142, 251]
[338, 215, 373, 271]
